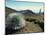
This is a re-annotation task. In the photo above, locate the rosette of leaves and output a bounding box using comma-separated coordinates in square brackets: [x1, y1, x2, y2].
[6, 13, 25, 30]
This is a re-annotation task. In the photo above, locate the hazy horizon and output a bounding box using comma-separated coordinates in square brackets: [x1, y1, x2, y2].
[6, 0, 44, 13]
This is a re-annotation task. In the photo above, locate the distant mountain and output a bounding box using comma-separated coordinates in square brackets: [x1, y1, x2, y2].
[5, 7, 35, 17]
[17, 10, 35, 14]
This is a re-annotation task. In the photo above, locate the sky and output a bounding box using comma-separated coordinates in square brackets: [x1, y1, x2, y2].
[5, 0, 44, 13]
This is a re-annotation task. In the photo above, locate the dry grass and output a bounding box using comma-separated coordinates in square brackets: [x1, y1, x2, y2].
[18, 14, 44, 33]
